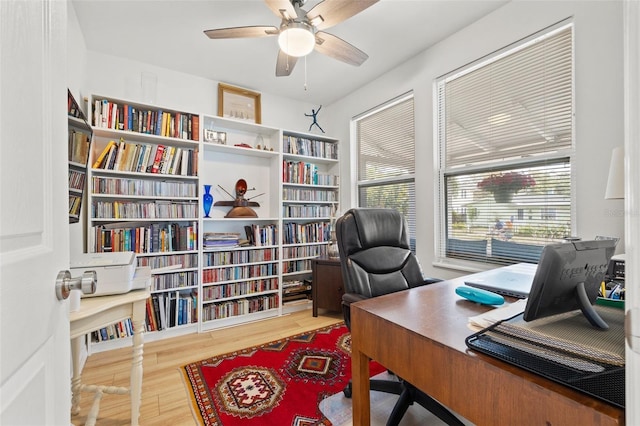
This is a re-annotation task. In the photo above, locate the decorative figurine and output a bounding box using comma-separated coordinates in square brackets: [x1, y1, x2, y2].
[214, 179, 264, 218]
[305, 105, 325, 133]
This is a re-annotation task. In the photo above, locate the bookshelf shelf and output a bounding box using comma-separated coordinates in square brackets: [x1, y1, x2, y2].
[202, 141, 279, 159]
[91, 126, 201, 147]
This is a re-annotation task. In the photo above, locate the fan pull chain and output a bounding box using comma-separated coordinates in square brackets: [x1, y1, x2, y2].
[304, 56, 308, 91]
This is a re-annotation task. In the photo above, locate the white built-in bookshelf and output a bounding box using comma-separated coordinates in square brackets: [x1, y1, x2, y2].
[84, 95, 339, 352]
[281, 130, 339, 311]
[68, 90, 92, 223]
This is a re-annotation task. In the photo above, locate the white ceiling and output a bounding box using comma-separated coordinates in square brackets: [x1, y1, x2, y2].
[72, 0, 508, 105]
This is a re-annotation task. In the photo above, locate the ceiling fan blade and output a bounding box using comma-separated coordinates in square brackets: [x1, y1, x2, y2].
[276, 50, 298, 76]
[315, 31, 368, 66]
[306, 0, 379, 31]
[264, 0, 298, 20]
[204, 26, 278, 39]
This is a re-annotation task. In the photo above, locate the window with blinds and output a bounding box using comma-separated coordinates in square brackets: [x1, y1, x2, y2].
[436, 22, 574, 265]
[355, 94, 416, 249]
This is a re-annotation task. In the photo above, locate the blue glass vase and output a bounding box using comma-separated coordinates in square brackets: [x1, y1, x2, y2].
[203, 185, 213, 218]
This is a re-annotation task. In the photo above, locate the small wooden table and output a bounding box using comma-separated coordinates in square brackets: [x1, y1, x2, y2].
[350, 278, 625, 425]
[312, 256, 345, 316]
[69, 288, 149, 426]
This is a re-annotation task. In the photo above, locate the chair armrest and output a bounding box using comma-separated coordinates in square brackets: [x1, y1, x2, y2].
[341, 292, 368, 330]
[423, 277, 443, 285]
[342, 292, 368, 305]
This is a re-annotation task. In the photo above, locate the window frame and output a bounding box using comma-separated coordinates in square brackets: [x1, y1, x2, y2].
[353, 92, 417, 249]
[434, 20, 576, 269]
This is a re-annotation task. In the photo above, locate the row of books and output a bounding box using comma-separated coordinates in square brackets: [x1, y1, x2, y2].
[91, 175, 197, 198]
[69, 195, 82, 216]
[151, 271, 198, 292]
[283, 135, 338, 160]
[282, 221, 331, 245]
[247, 224, 278, 247]
[201, 294, 279, 321]
[282, 187, 337, 202]
[282, 244, 327, 259]
[92, 98, 199, 142]
[283, 204, 334, 218]
[91, 199, 198, 220]
[93, 139, 198, 177]
[91, 318, 133, 342]
[92, 221, 198, 253]
[90, 290, 197, 341]
[283, 160, 339, 186]
[136, 253, 198, 270]
[282, 258, 313, 274]
[202, 263, 279, 284]
[203, 247, 278, 267]
[68, 128, 91, 164]
[146, 291, 198, 331]
[68, 89, 88, 121]
[201, 278, 279, 301]
[69, 169, 86, 191]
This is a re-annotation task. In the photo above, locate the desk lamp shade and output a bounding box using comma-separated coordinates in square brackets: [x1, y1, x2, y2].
[605, 146, 624, 199]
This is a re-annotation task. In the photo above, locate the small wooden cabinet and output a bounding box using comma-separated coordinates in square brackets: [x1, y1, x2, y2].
[312, 256, 344, 317]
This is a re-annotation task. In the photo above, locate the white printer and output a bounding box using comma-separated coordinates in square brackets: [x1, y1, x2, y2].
[70, 252, 150, 297]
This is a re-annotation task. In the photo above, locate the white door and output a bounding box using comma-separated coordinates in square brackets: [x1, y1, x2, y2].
[0, 0, 70, 424]
[624, 1, 640, 424]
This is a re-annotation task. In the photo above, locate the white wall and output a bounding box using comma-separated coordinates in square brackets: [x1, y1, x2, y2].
[67, 4, 317, 133]
[66, 1, 319, 257]
[77, 54, 318, 135]
[327, 0, 625, 280]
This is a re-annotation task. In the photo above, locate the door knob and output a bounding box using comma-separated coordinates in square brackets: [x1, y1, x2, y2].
[56, 270, 97, 301]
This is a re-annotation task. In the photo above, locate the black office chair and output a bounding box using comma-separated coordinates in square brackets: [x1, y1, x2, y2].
[336, 208, 464, 426]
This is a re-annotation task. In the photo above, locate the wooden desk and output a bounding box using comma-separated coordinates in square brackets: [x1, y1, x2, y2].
[312, 256, 344, 316]
[350, 278, 625, 425]
[69, 288, 149, 426]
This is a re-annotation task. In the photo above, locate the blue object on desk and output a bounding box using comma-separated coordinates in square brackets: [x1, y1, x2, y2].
[455, 286, 505, 305]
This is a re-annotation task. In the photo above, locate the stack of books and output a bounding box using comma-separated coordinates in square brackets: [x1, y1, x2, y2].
[203, 232, 241, 250]
[282, 279, 312, 303]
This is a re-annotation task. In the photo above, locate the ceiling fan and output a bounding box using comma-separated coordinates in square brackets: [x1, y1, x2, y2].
[204, 0, 379, 77]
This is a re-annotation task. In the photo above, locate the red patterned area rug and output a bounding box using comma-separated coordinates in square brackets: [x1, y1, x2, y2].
[181, 323, 384, 426]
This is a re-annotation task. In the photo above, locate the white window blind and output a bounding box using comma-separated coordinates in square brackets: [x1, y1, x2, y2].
[356, 94, 416, 248]
[437, 22, 574, 265]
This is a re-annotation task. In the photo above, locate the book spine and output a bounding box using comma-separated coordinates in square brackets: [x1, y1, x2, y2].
[92, 140, 116, 169]
[151, 145, 165, 174]
[192, 115, 200, 141]
[155, 109, 163, 135]
[113, 139, 125, 171]
[101, 99, 108, 128]
[182, 114, 188, 140]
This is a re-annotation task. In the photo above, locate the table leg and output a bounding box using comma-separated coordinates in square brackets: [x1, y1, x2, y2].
[130, 301, 146, 426]
[70, 336, 84, 415]
[351, 340, 371, 425]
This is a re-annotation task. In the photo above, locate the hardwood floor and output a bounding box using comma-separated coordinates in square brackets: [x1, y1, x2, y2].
[71, 309, 343, 425]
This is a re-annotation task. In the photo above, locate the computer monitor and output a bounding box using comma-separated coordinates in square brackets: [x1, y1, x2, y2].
[522, 239, 616, 329]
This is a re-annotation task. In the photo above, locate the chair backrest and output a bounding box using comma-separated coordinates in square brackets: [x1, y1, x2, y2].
[336, 208, 425, 299]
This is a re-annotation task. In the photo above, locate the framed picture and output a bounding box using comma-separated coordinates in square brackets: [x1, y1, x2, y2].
[203, 129, 227, 144]
[218, 83, 262, 124]
[203, 129, 217, 143]
[217, 132, 227, 145]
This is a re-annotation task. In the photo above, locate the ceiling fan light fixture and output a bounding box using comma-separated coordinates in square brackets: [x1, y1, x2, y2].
[278, 22, 315, 57]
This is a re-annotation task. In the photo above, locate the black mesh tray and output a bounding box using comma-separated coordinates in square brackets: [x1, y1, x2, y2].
[466, 321, 625, 408]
